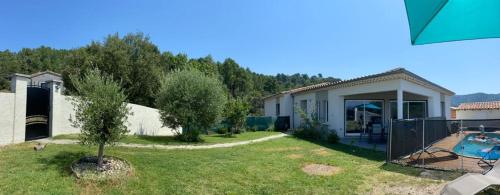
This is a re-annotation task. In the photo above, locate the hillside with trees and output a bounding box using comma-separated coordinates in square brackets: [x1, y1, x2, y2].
[0, 32, 340, 115]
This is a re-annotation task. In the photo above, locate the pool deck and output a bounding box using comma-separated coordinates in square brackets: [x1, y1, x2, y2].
[398, 132, 490, 173]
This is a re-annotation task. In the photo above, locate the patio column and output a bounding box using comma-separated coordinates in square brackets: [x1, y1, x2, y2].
[397, 88, 403, 119]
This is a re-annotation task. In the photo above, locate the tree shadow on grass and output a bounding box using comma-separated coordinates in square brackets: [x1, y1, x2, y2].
[133, 135, 179, 145]
[288, 136, 386, 162]
[37, 151, 89, 176]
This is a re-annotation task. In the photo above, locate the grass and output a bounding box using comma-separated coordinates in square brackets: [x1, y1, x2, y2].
[53, 131, 281, 145]
[0, 136, 462, 194]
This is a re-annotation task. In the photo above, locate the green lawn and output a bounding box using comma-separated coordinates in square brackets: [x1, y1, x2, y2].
[0, 137, 461, 194]
[53, 131, 281, 145]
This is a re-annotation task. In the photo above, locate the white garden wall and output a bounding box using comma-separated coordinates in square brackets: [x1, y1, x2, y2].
[51, 95, 181, 137]
[0, 74, 180, 146]
[0, 93, 15, 145]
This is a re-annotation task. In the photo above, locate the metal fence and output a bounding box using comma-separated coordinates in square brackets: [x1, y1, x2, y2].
[387, 118, 500, 172]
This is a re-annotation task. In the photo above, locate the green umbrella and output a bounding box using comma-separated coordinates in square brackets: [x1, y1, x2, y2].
[405, 0, 500, 45]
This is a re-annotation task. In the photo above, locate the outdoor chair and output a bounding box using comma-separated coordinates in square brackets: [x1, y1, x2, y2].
[368, 124, 384, 143]
[478, 145, 500, 169]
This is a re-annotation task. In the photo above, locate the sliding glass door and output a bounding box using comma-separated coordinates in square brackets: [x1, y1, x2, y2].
[345, 100, 384, 136]
[390, 101, 427, 119]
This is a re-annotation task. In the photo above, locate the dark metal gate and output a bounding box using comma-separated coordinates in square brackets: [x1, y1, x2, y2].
[25, 85, 50, 140]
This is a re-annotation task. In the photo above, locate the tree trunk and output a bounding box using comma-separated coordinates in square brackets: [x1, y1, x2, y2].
[97, 142, 105, 169]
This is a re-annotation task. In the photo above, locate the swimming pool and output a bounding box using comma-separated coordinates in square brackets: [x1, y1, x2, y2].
[452, 133, 500, 158]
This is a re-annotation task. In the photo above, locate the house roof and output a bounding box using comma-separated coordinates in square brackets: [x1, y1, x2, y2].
[263, 68, 454, 100]
[455, 101, 500, 111]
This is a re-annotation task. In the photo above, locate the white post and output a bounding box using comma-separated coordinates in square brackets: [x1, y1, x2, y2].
[397, 88, 404, 119]
[422, 119, 425, 166]
[46, 80, 63, 137]
[460, 120, 464, 172]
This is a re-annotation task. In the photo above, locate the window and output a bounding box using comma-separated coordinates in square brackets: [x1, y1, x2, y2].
[324, 100, 329, 122]
[390, 101, 427, 119]
[345, 100, 384, 135]
[317, 100, 329, 123]
[441, 102, 445, 117]
[276, 103, 280, 116]
[300, 100, 308, 113]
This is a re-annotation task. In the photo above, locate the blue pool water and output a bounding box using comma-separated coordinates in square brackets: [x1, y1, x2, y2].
[452, 133, 500, 158]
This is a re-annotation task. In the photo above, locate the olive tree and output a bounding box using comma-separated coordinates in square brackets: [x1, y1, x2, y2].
[157, 69, 227, 142]
[71, 69, 131, 168]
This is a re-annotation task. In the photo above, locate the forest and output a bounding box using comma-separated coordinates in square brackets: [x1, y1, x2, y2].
[0, 33, 340, 115]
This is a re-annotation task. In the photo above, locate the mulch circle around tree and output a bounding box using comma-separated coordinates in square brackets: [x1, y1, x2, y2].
[70, 156, 132, 181]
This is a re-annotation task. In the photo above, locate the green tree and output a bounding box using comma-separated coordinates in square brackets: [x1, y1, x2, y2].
[219, 58, 253, 98]
[157, 69, 227, 142]
[224, 98, 250, 135]
[71, 69, 131, 168]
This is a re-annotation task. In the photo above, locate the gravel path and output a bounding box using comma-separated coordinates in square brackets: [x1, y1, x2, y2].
[37, 133, 289, 150]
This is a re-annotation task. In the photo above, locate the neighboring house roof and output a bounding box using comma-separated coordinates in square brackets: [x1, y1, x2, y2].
[263, 68, 454, 100]
[456, 101, 500, 111]
[30, 70, 62, 78]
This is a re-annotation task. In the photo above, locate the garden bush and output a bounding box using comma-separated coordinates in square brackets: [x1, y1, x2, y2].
[293, 107, 337, 143]
[157, 69, 227, 142]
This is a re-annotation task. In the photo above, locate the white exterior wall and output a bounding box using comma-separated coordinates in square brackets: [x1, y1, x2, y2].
[456, 110, 500, 120]
[279, 94, 293, 117]
[0, 93, 15, 145]
[264, 94, 293, 118]
[264, 98, 277, 117]
[400, 80, 443, 118]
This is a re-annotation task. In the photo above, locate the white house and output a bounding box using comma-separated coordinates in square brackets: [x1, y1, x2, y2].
[453, 101, 500, 120]
[263, 68, 455, 137]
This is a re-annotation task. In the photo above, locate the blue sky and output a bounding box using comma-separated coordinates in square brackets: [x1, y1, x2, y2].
[1, 0, 499, 95]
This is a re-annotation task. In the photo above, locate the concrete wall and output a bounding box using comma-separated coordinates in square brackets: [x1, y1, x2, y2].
[50, 94, 181, 137]
[1, 76, 180, 146]
[0, 75, 29, 145]
[456, 110, 500, 120]
[0, 92, 15, 145]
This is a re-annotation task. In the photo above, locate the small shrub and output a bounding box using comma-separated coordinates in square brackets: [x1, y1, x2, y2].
[247, 125, 258, 132]
[294, 128, 322, 140]
[175, 130, 202, 142]
[216, 127, 228, 134]
[293, 107, 337, 143]
[327, 131, 339, 144]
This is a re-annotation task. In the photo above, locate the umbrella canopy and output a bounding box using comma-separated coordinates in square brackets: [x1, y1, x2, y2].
[354, 103, 381, 110]
[405, 0, 500, 45]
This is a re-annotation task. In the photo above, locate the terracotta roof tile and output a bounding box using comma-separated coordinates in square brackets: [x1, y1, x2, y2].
[456, 101, 500, 111]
